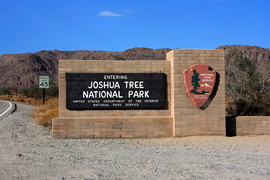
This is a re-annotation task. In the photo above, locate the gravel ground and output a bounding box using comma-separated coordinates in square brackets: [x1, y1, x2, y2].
[0, 103, 269, 180]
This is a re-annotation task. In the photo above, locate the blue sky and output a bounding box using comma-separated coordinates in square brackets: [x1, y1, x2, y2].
[0, 0, 269, 54]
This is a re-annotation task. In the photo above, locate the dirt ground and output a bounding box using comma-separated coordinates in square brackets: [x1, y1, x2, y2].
[0, 102, 269, 180]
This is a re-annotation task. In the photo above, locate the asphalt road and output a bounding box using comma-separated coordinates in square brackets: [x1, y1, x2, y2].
[0, 100, 15, 120]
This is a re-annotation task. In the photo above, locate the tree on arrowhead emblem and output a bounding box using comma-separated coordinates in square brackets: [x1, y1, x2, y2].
[183, 64, 219, 109]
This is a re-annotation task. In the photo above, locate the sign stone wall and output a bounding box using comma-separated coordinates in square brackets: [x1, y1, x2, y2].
[52, 49, 225, 138]
[167, 49, 225, 137]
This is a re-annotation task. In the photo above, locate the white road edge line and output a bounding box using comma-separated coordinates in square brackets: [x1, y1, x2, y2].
[0, 101, 12, 117]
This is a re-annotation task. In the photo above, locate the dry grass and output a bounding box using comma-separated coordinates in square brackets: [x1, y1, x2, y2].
[0, 94, 42, 106]
[31, 98, 59, 126]
[0, 94, 58, 126]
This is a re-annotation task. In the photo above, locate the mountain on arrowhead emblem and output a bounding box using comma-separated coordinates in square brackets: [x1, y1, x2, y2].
[183, 64, 220, 110]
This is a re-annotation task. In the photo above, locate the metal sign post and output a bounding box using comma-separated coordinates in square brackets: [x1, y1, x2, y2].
[39, 76, 49, 105]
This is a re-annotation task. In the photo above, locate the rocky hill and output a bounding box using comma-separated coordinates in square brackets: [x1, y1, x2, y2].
[217, 45, 270, 70]
[0, 48, 171, 88]
[0, 45, 269, 88]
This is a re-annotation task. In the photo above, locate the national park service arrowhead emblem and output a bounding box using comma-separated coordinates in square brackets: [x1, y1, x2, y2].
[183, 64, 219, 110]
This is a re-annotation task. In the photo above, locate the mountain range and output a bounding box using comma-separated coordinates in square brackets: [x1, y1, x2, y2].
[0, 45, 269, 88]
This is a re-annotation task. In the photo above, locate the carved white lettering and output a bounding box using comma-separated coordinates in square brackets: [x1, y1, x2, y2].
[128, 91, 149, 98]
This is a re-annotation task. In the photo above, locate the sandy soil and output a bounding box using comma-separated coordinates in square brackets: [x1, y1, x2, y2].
[0, 102, 269, 180]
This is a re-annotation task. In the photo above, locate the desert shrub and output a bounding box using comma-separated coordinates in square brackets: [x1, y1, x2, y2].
[18, 82, 58, 98]
[226, 49, 270, 115]
[46, 82, 58, 97]
[0, 88, 10, 95]
[19, 85, 42, 98]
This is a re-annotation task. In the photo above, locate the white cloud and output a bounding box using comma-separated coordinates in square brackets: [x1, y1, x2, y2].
[98, 11, 122, 17]
[124, 9, 133, 13]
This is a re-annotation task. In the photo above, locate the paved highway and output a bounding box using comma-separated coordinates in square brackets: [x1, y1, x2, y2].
[0, 100, 15, 119]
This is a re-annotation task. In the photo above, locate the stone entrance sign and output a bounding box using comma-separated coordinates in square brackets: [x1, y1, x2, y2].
[53, 49, 225, 138]
[66, 73, 167, 110]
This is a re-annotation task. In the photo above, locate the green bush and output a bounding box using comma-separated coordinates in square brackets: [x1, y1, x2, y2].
[226, 49, 270, 115]
[0, 87, 10, 95]
[18, 82, 58, 98]
[46, 82, 58, 97]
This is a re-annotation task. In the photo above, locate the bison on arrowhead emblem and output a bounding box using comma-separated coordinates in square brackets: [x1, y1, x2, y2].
[183, 64, 219, 110]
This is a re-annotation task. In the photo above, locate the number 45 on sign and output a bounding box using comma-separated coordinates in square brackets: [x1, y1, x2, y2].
[39, 76, 50, 88]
